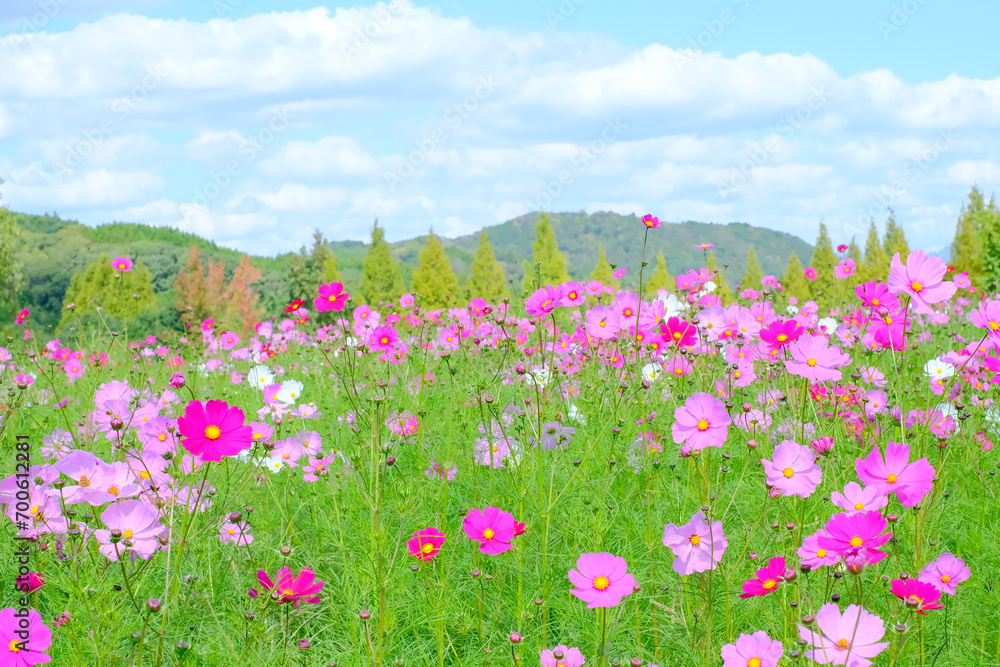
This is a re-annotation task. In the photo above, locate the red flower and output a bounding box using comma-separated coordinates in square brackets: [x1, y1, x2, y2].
[177, 399, 252, 462]
[284, 298, 304, 313]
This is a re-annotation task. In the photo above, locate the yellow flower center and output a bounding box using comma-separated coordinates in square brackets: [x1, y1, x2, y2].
[783, 468, 794, 478]
[816, 549, 827, 558]
[748, 659, 762, 667]
[776, 333, 787, 342]
[854, 503, 864, 510]
[593, 576, 610, 591]
[911, 281, 923, 292]
[79, 475, 91, 488]
[673, 331, 682, 339]
[123, 529, 133, 539]
[422, 543, 435, 554]
[328, 294, 337, 302]
[696, 419, 710, 432]
[991, 321, 1000, 331]
[887, 474, 897, 483]
[9, 639, 23, 652]
[227, 528, 236, 535]
[836, 638, 849, 650]
[30, 504, 39, 515]
[762, 579, 777, 590]
[941, 574, 951, 583]
[850, 536, 863, 547]
[282, 589, 296, 596]
[205, 425, 222, 440]
[908, 594, 922, 605]
[807, 358, 817, 367]
[690, 535, 701, 546]
[872, 298, 880, 306]
[482, 529, 495, 540]
[108, 486, 119, 496]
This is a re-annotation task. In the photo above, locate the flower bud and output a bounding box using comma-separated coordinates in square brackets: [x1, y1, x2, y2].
[147, 598, 162, 613]
[509, 632, 521, 644]
[359, 609, 371, 620]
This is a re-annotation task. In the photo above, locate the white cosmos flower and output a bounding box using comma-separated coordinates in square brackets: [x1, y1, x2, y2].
[817, 317, 839, 336]
[923, 359, 955, 379]
[276, 379, 304, 404]
[704, 281, 717, 293]
[568, 403, 587, 425]
[786, 304, 800, 315]
[528, 367, 550, 388]
[248, 365, 274, 390]
[656, 292, 688, 318]
[642, 363, 661, 382]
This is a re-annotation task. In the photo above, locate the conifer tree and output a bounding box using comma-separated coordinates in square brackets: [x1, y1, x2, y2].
[0, 197, 22, 313]
[173, 246, 210, 327]
[781, 251, 810, 303]
[361, 220, 405, 307]
[643, 251, 672, 296]
[205, 259, 227, 314]
[884, 211, 910, 260]
[811, 222, 837, 308]
[469, 229, 509, 303]
[288, 230, 338, 303]
[740, 246, 763, 291]
[861, 220, 890, 283]
[590, 245, 613, 286]
[324, 253, 343, 283]
[707, 252, 734, 304]
[221, 254, 262, 334]
[522, 212, 570, 293]
[951, 186, 987, 287]
[412, 229, 460, 310]
[846, 237, 863, 286]
[59, 253, 157, 330]
[979, 197, 1000, 293]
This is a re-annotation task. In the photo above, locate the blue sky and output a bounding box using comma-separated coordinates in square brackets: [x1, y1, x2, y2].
[0, 0, 998, 255]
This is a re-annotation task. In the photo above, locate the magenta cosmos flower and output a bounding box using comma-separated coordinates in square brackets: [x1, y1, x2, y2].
[407, 527, 446, 561]
[567, 552, 637, 608]
[112, 257, 133, 272]
[642, 214, 660, 229]
[971, 298, 1000, 342]
[525, 284, 565, 316]
[721, 630, 783, 667]
[762, 440, 822, 498]
[314, 282, 349, 312]
[817, 511, 891, 561]
[919, 552, 970, 595]
[251, 566, 324, 609]
[177, 399, 253, 462]
[799, 603, 888, 667]
[368, 326, 399, 353]
[740, 556, 787, 598]
[661, 510, 727, 575]
[890, 578, 943, 614]
[855, 442, 935, 508]
[784, 335, 851, 383]
[462, 507, 516, 554]
[830, 481, 887, 516]
[671, 392, 732, 450]
[540, 645, 585, 667]
[0, 607, 52, 666]
[887, 249, 956, 315]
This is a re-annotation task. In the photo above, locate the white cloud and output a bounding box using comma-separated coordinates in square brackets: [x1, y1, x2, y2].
[258, 136, 379, 177]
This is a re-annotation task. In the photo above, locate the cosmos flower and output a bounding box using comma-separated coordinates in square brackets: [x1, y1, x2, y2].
[462, 507, 516, 555]
[112, 257, 133, 272]
[407, 527, 446, 561]
[740, 556, 787, 598]
[315, 282, 350, 312]
[567, 552, 636, 608]
[855, 442, 935, 507]
[177, 399, 253, 462]
[887, 249, 956, 315]
[642, 214, 660, 228]
[671, 392, 732, 450]
[661, 511, 727, 575]
[721, 630, 783, 667]
[918, 553, 970, 595]
[890, 578, 943, 614]
[798, 603, 888, 667]
[762, 440, 822, 498]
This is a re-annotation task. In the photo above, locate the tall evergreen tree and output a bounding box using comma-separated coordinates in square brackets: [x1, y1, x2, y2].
[173, 246, 210, 327]
[522, 212, 570, 292]
[643, 251, 672, 296]
[951, 186, 988, 287]
[846, 237, 863, 286]
[781, 251, 810, 303]
[412, 229, 460, 310]
[707, 252, 734, 304]
[59, 253, 157, 330]
[740, 246, 763, 291]
[469, 229, 509, 303]
[288, 230, 338, 302]
[0, 192, 22, 315]
[979, 197, 1000, 293]
[362, 220, 405, 306]
[861, 220, 890, 283]
[811, 222, 837, 308]
[221, 254, 262, 334]
[590, 245, 613, 286]
[884, 211, 910, 260]
[324, 253, 343, 283]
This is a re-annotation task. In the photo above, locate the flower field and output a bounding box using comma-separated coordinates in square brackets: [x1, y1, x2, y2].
[1, 228, 998, 667]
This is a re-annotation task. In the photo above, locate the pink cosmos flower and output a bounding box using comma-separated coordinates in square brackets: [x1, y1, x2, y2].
[407, 527, 446, 561]
[784, 335, 851, 383]
[970, 299, 1000, 342]
[462, 507, 516, 555]
[661, 510, 727, 575]
[541, 645, 585, 667]
[671, 392, 732, 450]
[721, 630, 783, 667]
[740, 556, 787, 598]
[642, 214, 660, 228]
[525, 284, 565, 317]
[797, 529, 842, 570]
[315, 282, 350, 312]
[368, 326, 399, 353]
[762, 440, 822, 498]
[918, 553, 970, 595]
[177, 399, 253, 462]
[833, 258, 856, 279]
[830, 481, 887, 516]
[890, 578, 943, 614]
[93, 499, 166, 561]
[887, 249, 956, 315]
[219, 521, 254, 545]
[251, 566, 324, 609]
[660, 316, 697, 348]
[17, 573, 44, 595]
[818, 511, 891, 561]
[15, 308, 28, 324]
[804, 267, 817, 281]
[759, 319, 804, 352]
[798, 603, 888, 667]
[567, 552, 637, 608]
[0, 607, 52, 666]
[855, 442, 935, 507]
[400, 293, 415, 308]
[855, 281, 898, 312]
[112, 257, 133, 272]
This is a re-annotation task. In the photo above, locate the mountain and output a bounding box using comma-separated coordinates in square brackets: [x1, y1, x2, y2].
[10, 210, 813, 328]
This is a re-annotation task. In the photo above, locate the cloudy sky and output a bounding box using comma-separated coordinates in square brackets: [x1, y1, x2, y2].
[1, 0, 998, 255]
